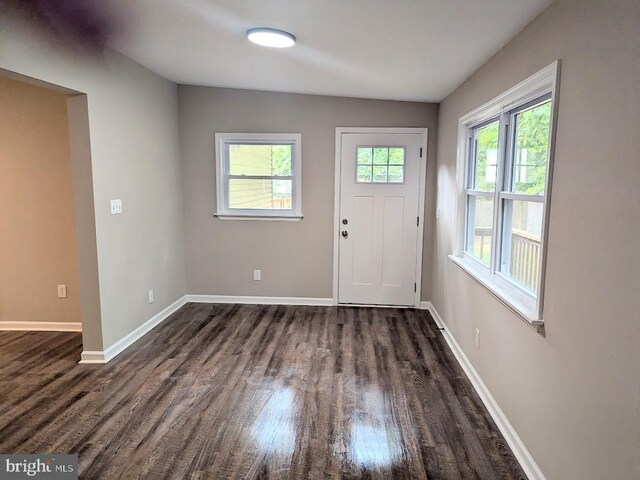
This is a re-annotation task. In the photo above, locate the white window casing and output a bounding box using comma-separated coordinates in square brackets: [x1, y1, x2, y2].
[450, 61, 561, 332]
[214, 133, 303, 220]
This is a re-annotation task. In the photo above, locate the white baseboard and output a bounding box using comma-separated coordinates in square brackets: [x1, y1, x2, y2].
[420, 301, 545, 480]
[80, 295, 187, 364]
[185, 294, 334, 306]
[0, 321, 82, 332]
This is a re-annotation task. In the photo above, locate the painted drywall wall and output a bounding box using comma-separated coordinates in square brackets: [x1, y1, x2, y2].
[432, 0, 640, 478]
[66, 94, 103, 349]
[0, 22, 186, 350]
[0, 76, 81, 326]
[179, 86, 438, 300]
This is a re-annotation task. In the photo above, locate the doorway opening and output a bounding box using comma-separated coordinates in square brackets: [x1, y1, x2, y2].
[0, 70, 101, 356]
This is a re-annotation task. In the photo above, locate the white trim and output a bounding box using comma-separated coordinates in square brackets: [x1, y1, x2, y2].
[414, 131, 428, 307]
[214, 133, 302, 219]
[79, 295, 188, 364]
[214, 214, 302, 221]
[448, 255, 543, 332]
[0, 321, 82, 332]
[420, 301, 546, 480]
[453, 61, 560, 326]
[185, 295, 334, 306]
[333, 127, 428, 308]
[77, 351, 106, 364]
[457, 62, 559, 127]
[338, 303, 411, 309]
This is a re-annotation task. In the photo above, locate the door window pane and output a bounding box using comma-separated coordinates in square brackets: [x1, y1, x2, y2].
[229, 179, 292, 210]
[471, 121, 499, 192]
[373, 147, 388, 164]
[388, 166, 404, 183]
[512, 101, 551, 195]
[466, 195, 494, 266]
[500, 200, 543, 292]
[357, 147, 373, 165]
[357, 165, 372, 183]
[373, 166, 388, 183]
[389, 148, 404, 165]
[356, 147, 405, 183]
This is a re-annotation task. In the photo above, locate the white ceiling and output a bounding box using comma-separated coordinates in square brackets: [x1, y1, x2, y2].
[110, 0, 552, 102]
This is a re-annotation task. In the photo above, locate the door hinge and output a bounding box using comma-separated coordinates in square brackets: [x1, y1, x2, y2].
[417, 217, 420, 227]
[414, 283, 417, 292]
[419, 147, 423, 158]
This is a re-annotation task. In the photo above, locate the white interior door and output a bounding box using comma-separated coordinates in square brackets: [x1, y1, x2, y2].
[338, 132, 424, 306]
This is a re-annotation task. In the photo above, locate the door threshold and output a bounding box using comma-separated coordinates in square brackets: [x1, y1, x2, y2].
[337, 303, 413, 309]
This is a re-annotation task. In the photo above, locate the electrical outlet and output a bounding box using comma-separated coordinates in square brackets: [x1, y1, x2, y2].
[475, 328, 480, 348]
[148, 289, 154, 303]
[253, 270, 261, 281]
[57, 284, 67, 298]
[110, 199, 123, 215]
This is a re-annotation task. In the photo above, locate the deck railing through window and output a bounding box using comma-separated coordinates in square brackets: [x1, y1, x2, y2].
[509, 230, 541, 292]
[472, 228, 541, 293]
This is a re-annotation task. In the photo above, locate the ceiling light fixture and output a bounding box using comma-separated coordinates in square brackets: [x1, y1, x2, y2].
[247, 28, 296, 48]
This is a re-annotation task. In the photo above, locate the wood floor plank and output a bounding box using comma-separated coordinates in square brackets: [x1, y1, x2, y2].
[0, 303, 526, 479]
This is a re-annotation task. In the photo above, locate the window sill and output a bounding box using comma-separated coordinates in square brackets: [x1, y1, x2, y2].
[214, 213, 303, 221]
[448, 254, 544, 335]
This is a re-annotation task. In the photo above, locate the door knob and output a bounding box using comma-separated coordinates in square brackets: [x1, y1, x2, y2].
[341, 231, 348, 238]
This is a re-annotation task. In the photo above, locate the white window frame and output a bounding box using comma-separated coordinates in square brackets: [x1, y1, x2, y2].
[449, 61, 561, 332]
[214, 133, 303, 221]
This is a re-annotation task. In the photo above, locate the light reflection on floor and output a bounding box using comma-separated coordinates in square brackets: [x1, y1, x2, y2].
[349, 421, 401, 469]
[251, 383, 401, 472]
[251, 387, 297, 460]
[349, 385, 402, 469]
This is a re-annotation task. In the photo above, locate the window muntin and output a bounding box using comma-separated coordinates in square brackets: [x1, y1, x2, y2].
[215, 134, 302, 219]
[463, 96, 553, 297]
[356, 147, 405, 183]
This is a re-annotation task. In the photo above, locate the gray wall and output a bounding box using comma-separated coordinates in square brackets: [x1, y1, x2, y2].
[432, 0, 640, 478]
[0, 22, 187, 350]
[179, 87, 438, 300]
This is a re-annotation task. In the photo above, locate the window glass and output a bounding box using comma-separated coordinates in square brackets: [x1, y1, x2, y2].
[229, 144, 292, 176]
[471, 121, 499, 192]
[373, 147, 388, 164]
[373, 166, 388, 183]
[228, 179, 292, 210]
[357, 147, 373, 165]
[357, 165, 372, 183]
[356, 147, 405, 183]
[466, 195, 494, 266]
[511, 101, 551, 195]
[500, 200, 543, 292]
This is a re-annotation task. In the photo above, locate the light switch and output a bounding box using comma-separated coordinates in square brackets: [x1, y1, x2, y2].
[57, 285, 67, 298]
[110, 199, 123, 215]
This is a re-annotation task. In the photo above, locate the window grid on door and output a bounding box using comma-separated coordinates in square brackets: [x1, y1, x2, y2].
[356, 146, 405, 183]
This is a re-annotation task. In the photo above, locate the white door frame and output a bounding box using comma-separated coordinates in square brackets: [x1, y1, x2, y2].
[333, 127, 428, 308]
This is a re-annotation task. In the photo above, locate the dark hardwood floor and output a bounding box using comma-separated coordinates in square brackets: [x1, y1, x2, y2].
[0, 303, 526, 479]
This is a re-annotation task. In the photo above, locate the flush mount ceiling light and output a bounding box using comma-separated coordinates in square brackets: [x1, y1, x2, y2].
[247, 28, 296, 48]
